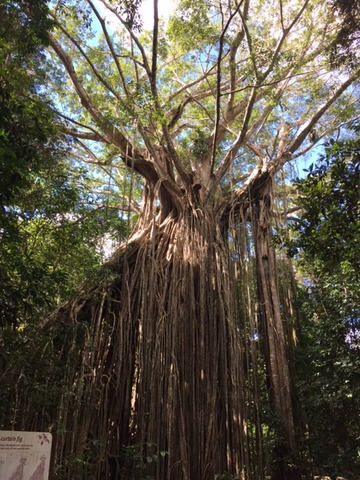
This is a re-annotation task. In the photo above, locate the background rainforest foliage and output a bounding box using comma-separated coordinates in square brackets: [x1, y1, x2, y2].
[0, 0, 359, 479]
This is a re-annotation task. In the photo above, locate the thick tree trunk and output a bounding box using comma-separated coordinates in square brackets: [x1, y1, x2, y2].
[49, 204, 247, 479]
[130, 212, 243, 479]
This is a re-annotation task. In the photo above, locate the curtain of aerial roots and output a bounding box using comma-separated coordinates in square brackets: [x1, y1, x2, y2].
[231, 209, 266, 480]
[51, 207, 251, 480]
[249, 174, 298, 466]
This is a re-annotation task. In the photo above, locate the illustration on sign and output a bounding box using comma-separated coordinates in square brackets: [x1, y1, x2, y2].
[0, 431, 52, 480]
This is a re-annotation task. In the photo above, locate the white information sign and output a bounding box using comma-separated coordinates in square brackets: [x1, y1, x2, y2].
[0, 431, 52, 480]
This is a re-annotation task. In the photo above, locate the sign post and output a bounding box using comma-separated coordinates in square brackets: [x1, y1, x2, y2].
[0, 431, 53, 480]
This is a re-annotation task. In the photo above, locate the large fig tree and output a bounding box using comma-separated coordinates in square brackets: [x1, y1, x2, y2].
[5, 0, 360, 479]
